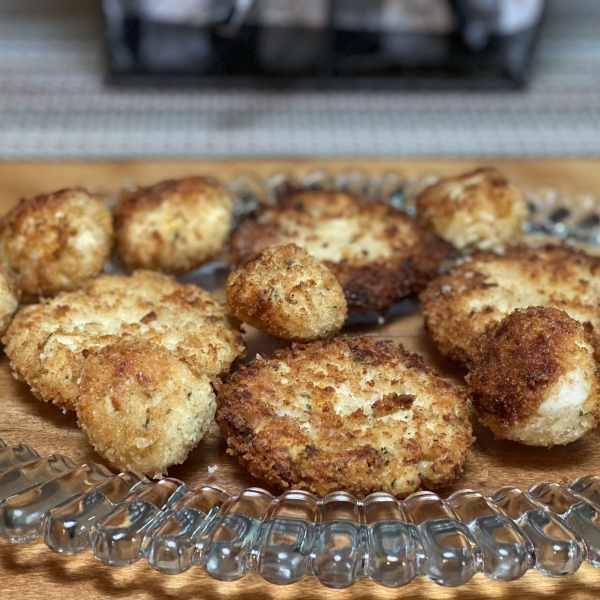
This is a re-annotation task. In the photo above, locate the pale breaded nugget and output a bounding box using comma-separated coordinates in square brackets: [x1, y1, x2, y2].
[2, 270, 245, 411]
[466, 307, 600, 447]
[420, 243, 600, 364]
[77, 339, 215, 476]
[0, 265, 19, 337]
[226, 244, 347, 341]
[229, 189, 452, 314]
[0, 188, 113, 302]
[416, 167, 527, 251]
[216, 337, 473, 498]
[114, 177, 234, 274]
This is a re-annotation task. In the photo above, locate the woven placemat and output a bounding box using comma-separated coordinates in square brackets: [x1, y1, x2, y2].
[0, 0, 599, 159]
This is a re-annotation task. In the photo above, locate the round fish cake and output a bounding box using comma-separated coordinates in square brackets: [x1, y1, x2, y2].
[216, 337, 473, 498]
[416, 167, 527, 251]
[2, 270, 245, 410]
[226, 244, 347, 341]
[466, 306, 600, 446]
[114, 177, 234, 274]
[0, 188, 113, 302]
[420, 243, 600, 364]
[77, 339, 215, 476]
[229, 189, 452, 314]
[0, 265, 19, 337]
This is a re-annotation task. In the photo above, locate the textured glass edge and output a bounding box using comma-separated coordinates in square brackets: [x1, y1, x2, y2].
[2, 439, 600, 587]
[2, 171, 600, 586]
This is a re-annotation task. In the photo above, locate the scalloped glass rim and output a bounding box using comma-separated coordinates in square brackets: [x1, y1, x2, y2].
[2, 439, 600, 587]
[2, 170, 600, 588]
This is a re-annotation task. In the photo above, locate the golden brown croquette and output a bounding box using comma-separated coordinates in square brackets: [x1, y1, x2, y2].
[216, 337, 473, 498]
[466, 306, 600, 446]
[420, 243, 600, 364]
[77, 339, 216, 476]
[229, 189, 452, 314]
[0, 188, 113, 302]
[226, 244, 347, 341]
[3, 270, 245, 410]
[416, 167, 527, 251]
[114, 177, 234, 275]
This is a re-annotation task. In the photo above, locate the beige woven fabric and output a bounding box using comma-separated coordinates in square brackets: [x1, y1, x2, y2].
[0, 0, 599, 159]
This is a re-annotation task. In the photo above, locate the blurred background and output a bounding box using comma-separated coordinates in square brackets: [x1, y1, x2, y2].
[0, 0, 598, 160]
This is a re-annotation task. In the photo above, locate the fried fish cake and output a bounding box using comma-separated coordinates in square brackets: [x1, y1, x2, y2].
[216, 337, 473, 498]
[0, 188, 113, 302]
[0, 265, 19, 337]
[2, 270, 245, 410]
[416, 167, 527, 251]
[114, 177, 234, 274]
[229, 189, 452, 314]
[466, 307, 600, 446]
[77, 339, 215, 476]
[226, 244, 347, 341]
[420, 243, 600, 364]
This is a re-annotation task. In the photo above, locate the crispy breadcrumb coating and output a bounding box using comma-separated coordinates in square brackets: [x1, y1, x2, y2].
[0, 265, 19, 337]
[2, 270, 245, 410]
[420, 243, 600, 364]
[114, 177, 234, 274]
[0, 188, 113, 302]
[77, 339, 215, 476]
[216, 337, 473, 498]
[226, 244, 347, 341]
[466, 307, 600, 446]
[229, 189, 452, 314]
[416, 167, 527, 251]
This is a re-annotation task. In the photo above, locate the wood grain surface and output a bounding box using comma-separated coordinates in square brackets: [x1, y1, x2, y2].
[1, 159, 599, 599]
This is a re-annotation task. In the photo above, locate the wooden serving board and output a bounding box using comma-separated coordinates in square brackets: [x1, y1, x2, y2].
[1, 159, 599, 599]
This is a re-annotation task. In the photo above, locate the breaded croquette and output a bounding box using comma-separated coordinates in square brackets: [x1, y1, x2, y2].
[229, 189, 452, 314]
[226, 244, 347, 341]
[0, 188, 113, 302]
[420, 243, 600, 364]
[114, 177, 234, 274]
[216, 337, 473, 498]
[77, 339, 215, 476]
[0, 265, 19, 337]
[466, 307, 600, 446]
[2, 270, 245, 411]
[416, 167, 527, 251]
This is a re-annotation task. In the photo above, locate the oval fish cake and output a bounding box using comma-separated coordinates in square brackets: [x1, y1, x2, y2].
[420, 243, 600, 364]
[2, 270, 245, 410]
[466, 306, 600, 447]
[416, 167, 527, 251]
[114, 176, 234, 275]
[226, 243, 347, 341]
[229, 189, 452, 314]
[0, 188, 113, 302]
[77, 339, 215, 476]
[216, 337, 473, 498]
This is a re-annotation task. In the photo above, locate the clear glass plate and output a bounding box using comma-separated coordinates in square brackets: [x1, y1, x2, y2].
[2, 170, 600, 588]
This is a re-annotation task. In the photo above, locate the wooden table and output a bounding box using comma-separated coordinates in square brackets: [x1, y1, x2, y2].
[1, 159, 599, 599]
